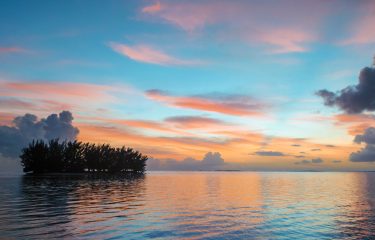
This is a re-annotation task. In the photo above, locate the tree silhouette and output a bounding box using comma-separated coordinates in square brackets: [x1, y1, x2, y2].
[20, 140, 148, 174]
[64, 141, 85, 173]
[20, 140, 49, 174]
[47, 139, 65, 172]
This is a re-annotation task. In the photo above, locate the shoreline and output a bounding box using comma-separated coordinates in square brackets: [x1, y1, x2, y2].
[1, 170, 375, 177]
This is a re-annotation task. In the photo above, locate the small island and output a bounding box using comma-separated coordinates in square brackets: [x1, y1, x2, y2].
[20, 139, 148, 174]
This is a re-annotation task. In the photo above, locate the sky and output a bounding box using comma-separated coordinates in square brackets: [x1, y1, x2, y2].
[1, 0, 375, 172]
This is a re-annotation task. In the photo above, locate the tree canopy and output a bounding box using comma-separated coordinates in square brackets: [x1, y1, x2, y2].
[20, 139, 147, 174]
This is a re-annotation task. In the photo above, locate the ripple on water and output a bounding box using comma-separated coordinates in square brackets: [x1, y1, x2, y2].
[0, 172, 374, 239]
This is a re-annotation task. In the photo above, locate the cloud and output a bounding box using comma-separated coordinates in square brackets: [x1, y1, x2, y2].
[0, 79, 128, 118]
[332, 113, 375, 136]
[0, 112, 16, 125]
[77, 120, 340, 170]
[78, 123, 238, 160]
[295, 158, 324, 165]
[312, 158, 323, 163]
[341, 1, 375, 45]
[317, 67, 375, 114]
[141, 0, 231, 32]
[325, 144, 336, 148]
[0, 111, 79, 158]
[350, 144, 375, 162]
[291, 144, 301, 147]
[109, 42, 201, 66]
[90, 115, 233, 136]
[256, 28, 314, 54]
[332, 160, 342, 163]
[354, 127, 375, 144]
[201, 152, 225, 165]
[146, 151, 225, 171]
[0, 80, 119, 102]
[109, 119, 174, 133]
[350, 127, 375, 162]
[0, 98, 35, 109]
[296, 160, 311, 165]
[311, 148, 321, 151]
[145, 89, 266, 116]
[165, 116, 227, 129]
[142, 1, 162, 13]
[141, 1, 329, 53]
[334, 114, 375, 126]
[0, 47, 27, 54]
[254, 151, 285, 157]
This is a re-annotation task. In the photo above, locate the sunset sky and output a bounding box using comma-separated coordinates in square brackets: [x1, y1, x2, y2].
[1, 0, 375, 171]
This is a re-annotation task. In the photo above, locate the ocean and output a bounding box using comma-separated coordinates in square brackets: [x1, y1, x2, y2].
[0, 171, 374, 239]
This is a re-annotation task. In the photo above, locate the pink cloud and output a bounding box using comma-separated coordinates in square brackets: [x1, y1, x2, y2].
[0, 80, 128, 116]
[0, 47, 27, 54]
[332, 114, 375, 136]
[79, 114, 237, 136]
[0, 98, 72, 115]
[109, 42, 202, 65]
[141, 1, 330, 53]
[142, 1, 162, 13]
[256, 29, 314, 54]
[341, 1, 375, 45]
[146, 90, 267, 116]
[0, 112, 17, 125]
[0, 98, 35, 109]
[1, 81, 115, 101]
[77, 123, 236, 159]
[141, 1, 234, 32]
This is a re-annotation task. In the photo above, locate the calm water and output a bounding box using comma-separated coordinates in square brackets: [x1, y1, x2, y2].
[0, 172, 374, 239]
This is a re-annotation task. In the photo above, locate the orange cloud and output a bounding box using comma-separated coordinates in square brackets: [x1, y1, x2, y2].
[78, 115, 239, 137]
[0, 79, 128, 117]
[1, 81, 115, 100]
[334, 114, 375, 136]
[142, 1, 162, 13]
[347, 123, 373, 136]
[77, 123, 236, 159]
[75, 117, 355, 167]
[0, 80, 128, 110]
[146, 90, 267, 116]
[109, 42, 202, 66]
[335, 114, 375, 124]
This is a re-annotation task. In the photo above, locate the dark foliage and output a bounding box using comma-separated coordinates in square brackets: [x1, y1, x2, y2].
[20, 139, 147, 174]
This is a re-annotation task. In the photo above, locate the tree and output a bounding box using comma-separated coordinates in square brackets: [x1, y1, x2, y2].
[20, 140, 49, 174]
[64, 141, 85, 172]
[20, 139, 148, 174]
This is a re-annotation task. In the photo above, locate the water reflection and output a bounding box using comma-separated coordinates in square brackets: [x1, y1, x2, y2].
[0, 172, 374, 239]
[0, 175, 145, 239]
